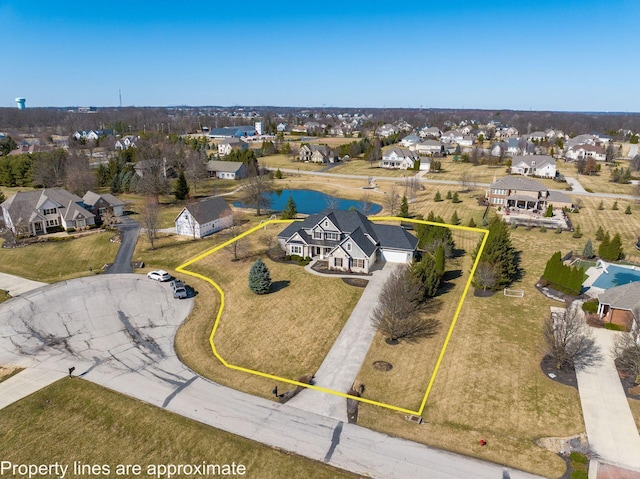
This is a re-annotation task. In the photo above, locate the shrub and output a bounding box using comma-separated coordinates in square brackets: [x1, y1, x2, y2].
[434, 191, 443, 202]
[555, 227, 562, 234]
[612, 201, 619, 210]
[597, 200, 605, 210]
[625, 205, 632, 214]
[604, 323, 625, 331]
[582, 300, 598, 314]
[570, 471, 587, 479]
[446, 190, 452, 200]
[569, 452, 588, 465]
[66, 228, 76, 233]
[540, 226, 547, 232]
[572, 225, 583, 238]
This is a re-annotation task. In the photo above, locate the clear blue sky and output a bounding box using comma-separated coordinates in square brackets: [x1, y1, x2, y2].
[2, 0, 639, 111]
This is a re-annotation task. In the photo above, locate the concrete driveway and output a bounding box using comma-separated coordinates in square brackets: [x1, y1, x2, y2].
[0, 272, 47, 297]
[0, 274, 542, 479]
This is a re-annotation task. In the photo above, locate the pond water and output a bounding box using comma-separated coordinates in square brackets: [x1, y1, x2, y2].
[233, 189, 382, 215]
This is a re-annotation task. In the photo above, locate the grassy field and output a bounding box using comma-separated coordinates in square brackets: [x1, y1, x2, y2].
[260, 154, 325, 172]
[0, 232, 120, 282]
[330, 159, 416, 177]
[356, 231, 479, 412]
[0, 379, 360, 479]
[630, 399, 640, 433]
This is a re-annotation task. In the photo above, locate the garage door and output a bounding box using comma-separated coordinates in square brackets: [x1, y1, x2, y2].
[381, 250, 409, 263]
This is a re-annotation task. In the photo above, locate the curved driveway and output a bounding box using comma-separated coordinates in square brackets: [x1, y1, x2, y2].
[0, 275, 542, 479]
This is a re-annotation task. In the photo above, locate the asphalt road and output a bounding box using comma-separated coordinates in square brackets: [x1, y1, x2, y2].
[0, 275, 543, 479]
[105, 217, 140, 274]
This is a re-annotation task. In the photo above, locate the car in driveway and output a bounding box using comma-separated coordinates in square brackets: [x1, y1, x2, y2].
[170, 280, 188, 299]
[147, 270, 171, 282]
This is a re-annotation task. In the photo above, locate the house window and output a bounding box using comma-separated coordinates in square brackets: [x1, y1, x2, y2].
[346, 243, 351, 251]
[98, 207, 106, 215]
[43, 208, 57, 215]
[313, 230, 322, 239]
[353, 259, 365, 269]
[335, 258, 343, 267]
[46, 219, 59, 227]
[290, 245, 302, 255]
[325, 232, 339, 241]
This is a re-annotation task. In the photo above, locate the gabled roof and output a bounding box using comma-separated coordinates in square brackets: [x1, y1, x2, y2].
[1, 188, 94, 224]
[547, 190, 572, 204]
[82, 191, 125, 208]
[598, 282, 640, 316]
[340, 226, 377, 257]
[206, 160, 245, 173]
[372, 223, 419, 251]
[176, 197, 232, 225]
[490, 175, 547, 192]
[511, 155, 556, 169]
[383, 147, 417, 159]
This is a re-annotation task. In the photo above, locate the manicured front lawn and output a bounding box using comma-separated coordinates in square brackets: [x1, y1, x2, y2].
[0, 232, 120, 282]
[330, 159, 414, 177]
[0, 379, 359, 479]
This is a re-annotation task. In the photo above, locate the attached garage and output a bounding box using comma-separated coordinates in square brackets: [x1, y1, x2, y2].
[380, 249, 411, 263]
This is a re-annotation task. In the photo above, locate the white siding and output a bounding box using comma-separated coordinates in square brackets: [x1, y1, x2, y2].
[381, 249, 410, 263]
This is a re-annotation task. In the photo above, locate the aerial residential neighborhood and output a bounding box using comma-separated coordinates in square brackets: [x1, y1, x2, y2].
[2, 2, 640, 479]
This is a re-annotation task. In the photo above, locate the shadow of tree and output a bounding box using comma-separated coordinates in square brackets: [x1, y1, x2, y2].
[270, 280, 290, 293]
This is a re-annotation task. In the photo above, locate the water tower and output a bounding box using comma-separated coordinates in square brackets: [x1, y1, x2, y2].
[15, 97, 26, 109]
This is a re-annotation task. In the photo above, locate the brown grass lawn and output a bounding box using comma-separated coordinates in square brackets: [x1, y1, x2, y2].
[330, 159, 414, 177]
[182, 227, 363, 394]
[260, 154, 325, 172]
[356, 229, 586, 478]
[630, 399, 640, 433]
[0, 379, 359, 479]
[0, 232, 120, 282]
[561, 159, 636, 195]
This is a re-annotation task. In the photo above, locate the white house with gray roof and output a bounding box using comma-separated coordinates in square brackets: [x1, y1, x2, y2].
[510, 155, 557, 178]
[277, 209, 418, 274]
[174, 197, 233, 239]
[206, 160, 248, 180]
[380, 148, 419, 170]
[1, 188, 96, 235]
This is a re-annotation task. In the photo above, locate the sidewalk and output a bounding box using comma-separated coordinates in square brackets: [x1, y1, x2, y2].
[287, 262, 399, 421]
[0, 368, 67, 410]
[0, 272, 47, 296]
[576, 327, 640, 471]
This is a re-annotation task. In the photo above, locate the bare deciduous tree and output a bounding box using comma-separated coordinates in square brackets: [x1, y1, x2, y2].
[371, 266, 440, 343]
[65, 152, 96, 196]
[139, 197, 160, 250]
[242, 166, 274, 216]
[359, 192, 373, 216]
[324, 190, 340, 209]
[183, 150, 208, 195]
[384, 184, 400, 216]
[544, 302, 601, 370]
[135, 157, 170, 201]
[613, 332, 640, 378]
[226, 212, 245, 261]
[404, 176, 420, 202]
[474, 262, 498, 291]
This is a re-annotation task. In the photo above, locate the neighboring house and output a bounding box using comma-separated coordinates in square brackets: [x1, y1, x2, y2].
[73, 129, 114, 141]
[565, 134, 599, 149]
[440, 130, 464, 144]
[419, 126, 442, 139]
[597, 282, 640, 336]
[82, 191, 125, 222]
[400, 134, 421, 148]
[376, 124, 399, 138]
[628, 144, 639, 159]
[299, 144, 338, 163]
[205, 160, 248, 180]
[174, 197, 233, 239]
[510, 155, 557, 178]
[458, 135, 474, 147]
[218, 138, 248, 156]
[208, 126, 256, 139]
[380, 148, 419, 169]
[1, 188, 96, 235]
[495, 126, 519, 139]
[8, 145, 54, 155]
[528, 131, 547, 142]
[277, 209, 418, 274]
[487, 176, 572, 210]
[133, 159, 175, 179]
[415, 140, 444, 156]
[276, 123, 288, 133]
[115, 135, 139, 150]
[566, 144, 606, 161]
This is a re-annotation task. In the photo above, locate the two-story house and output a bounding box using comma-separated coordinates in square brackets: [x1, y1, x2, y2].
[486, 176, 572, 211]
[380, 148, 419, 169]
[298, 144, 338, 163]
[509, 155, 557, 178]
[277, 209, 418, 274]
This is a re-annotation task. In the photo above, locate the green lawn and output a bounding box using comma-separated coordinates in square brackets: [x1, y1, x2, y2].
[0, 232, 120, 282]
[0, 379, 359, 479]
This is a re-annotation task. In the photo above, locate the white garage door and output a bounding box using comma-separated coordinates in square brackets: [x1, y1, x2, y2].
[381, 250, 409, 263]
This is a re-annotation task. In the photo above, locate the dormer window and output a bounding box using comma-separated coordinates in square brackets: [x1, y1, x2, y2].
[43, 208, 57, 215]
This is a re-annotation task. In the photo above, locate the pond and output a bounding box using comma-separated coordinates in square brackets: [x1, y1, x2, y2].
[233, 189, 382, 215]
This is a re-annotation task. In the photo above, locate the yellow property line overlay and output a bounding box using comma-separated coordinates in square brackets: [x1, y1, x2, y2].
[176, 217, 489, 416]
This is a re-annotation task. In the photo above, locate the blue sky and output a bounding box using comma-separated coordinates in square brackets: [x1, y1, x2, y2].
[2, 1, 639, 111]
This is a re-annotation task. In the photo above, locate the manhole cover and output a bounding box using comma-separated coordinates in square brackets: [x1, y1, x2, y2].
[373, 361, 393, 371]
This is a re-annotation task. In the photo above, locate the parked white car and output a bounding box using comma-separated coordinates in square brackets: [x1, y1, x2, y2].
[147, 270, 171, 282]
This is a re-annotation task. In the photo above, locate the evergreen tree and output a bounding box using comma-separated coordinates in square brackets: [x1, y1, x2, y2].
[173, 171, 190, 200]
[595, 225, 605, 241]
[598, 232, 611, 259]
[450, 210, 461, 225]
[473, 216, 518, 289]
[452, 191, 461, 203]
[544, 204, 553, 217]
[399, 195, 410, 218]
[583, 239, 594, 258]
[274, 168, 283, 179]
[468, 217, 477, 228]
[597, 201, 604, 210]
[446, 190, 452, 200]
[609, 233, 624, 261]
[434, 245, 445, 277]
[572, 224, 582, 238]
[612, 201, 619, 210]
[412, 253, 441, 299]
[281, 195, 297, 219]
[248, 258, 271, 295]
[543, 251, 562, 281]
[625, 205, 632, 214]
[434, 191, 443, 202]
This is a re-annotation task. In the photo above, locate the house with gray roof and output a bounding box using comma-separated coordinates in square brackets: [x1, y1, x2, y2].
[487, 176, 572, 211]
[174, 197, 233, 239]
[299, 144, 338, 164]
[206, 160, 248, 180]
[510, 155, 557, 178]
[597, 282, 640, 336]
[277, 209, 418, 273]
[218, 138, 248, 156]
[380, 147, 419, 170]
[1, 188, 96, 235]
[82, 191, 125, 223]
